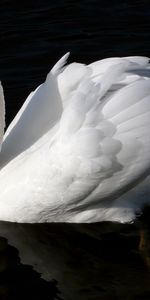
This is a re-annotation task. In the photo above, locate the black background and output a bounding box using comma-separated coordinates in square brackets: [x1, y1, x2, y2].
[0, 1, 150, 299]
[1, 0, 150, 125]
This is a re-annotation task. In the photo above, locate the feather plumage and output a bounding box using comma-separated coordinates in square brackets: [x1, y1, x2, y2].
[0, 54, 150, 223]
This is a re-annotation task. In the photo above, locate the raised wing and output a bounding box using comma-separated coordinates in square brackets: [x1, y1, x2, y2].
[0, 54, 70, 167]
[49, 57, 150, 222]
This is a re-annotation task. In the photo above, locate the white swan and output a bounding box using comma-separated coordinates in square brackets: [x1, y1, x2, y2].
[0, 53, 150, 223]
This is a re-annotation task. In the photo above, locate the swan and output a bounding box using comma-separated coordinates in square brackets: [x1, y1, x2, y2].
[0, 53, 150, 223]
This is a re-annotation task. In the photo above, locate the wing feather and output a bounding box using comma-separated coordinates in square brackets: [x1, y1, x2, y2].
[1, 54, 70, 167]
[52, 59, 150, 218]
[2, 54, 150, 223]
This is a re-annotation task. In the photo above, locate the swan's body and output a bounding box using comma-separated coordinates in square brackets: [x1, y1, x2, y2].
[0, 53, 150, 223]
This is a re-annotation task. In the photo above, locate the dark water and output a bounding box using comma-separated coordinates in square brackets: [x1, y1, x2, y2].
[1, 0, 150, 299]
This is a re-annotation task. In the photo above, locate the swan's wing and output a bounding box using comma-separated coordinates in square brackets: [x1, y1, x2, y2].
[50, 59, 150, 221]
[57, 55, 150, 106]
[1, 54, 71, 166]
[89, 56, 149, 75]
[57, 61, 90, 106]
[5, 53, 70, 139]
[0, 82, 5, 151]
[2, 53, 135, 165]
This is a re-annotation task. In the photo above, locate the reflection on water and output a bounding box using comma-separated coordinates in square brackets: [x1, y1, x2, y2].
[0, 220, 149, 299]
[0, 237, 61, 300]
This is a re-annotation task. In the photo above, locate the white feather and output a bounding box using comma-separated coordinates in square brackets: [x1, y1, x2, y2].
[0, 54, 150, 223]
[0, 54, 70, 167]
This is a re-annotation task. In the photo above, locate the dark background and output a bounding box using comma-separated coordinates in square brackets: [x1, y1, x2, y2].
[0, 1, 150, 299]
[1, 0, 150, 125]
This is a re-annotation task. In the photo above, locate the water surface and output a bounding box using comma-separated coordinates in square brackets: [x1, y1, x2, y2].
[0, 1, 150, 299]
